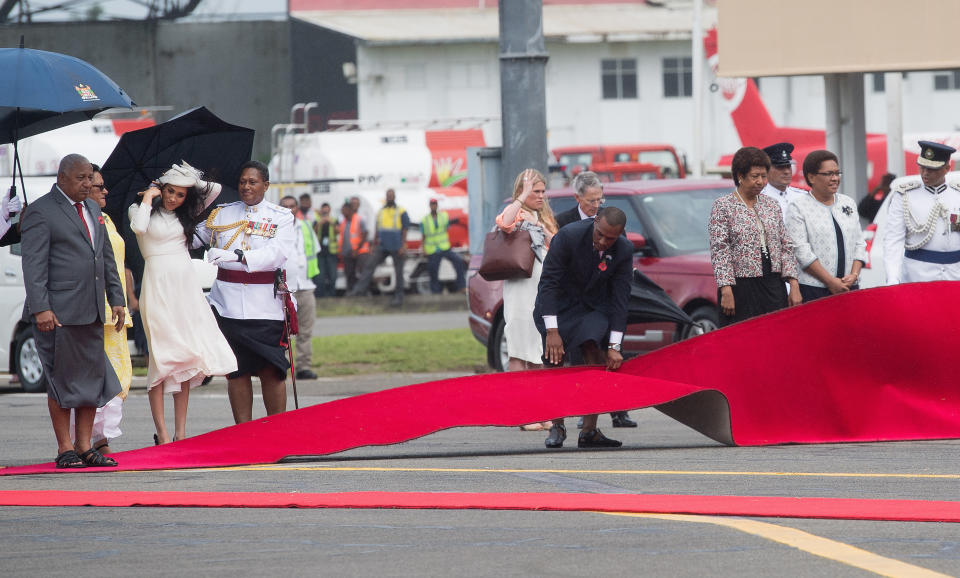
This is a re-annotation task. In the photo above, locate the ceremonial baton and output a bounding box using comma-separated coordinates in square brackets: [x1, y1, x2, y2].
[273, 268, 300, 409]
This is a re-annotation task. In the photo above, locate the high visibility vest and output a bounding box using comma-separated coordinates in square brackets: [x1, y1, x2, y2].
[376, 205, 406, 232]
[421, 211, 451, 255]
[299, 219, 320, 278]
[316, 219, 338, 254]
[338, 215, 370, 255]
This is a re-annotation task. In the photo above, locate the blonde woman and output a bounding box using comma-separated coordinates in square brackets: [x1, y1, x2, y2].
[495, 168, 558, 430]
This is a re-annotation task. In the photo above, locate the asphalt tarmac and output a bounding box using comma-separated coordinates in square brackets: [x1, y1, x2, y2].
[2, 306, 959, 576]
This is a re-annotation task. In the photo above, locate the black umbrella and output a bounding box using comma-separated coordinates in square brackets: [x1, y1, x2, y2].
[627, 268, 694, 326]
[100, 106, 255, 279]
[101, 106, 254, 220]
[0, 40, 134, 210]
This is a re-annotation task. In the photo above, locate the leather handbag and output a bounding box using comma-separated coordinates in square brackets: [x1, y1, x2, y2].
[478, 228, 535, 281]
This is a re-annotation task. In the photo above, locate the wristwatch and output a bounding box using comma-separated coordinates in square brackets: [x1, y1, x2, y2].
[234, 249, 244, 262]
[609, 343, 621, 352]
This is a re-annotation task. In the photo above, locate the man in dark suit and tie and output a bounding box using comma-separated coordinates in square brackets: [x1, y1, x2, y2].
[534, 206, 633, 449]
[555, 170, 605, 229]
[21, 154, 126, 469]
[555, 171, 637, 429]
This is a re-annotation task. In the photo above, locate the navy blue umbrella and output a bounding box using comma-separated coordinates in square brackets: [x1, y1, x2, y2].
[0, 41, 135, 203]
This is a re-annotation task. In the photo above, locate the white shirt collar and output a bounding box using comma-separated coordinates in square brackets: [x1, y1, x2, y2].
[56, 184, 81, 206]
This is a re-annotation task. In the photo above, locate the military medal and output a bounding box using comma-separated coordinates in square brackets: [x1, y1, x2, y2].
[951, 213, 960, 232]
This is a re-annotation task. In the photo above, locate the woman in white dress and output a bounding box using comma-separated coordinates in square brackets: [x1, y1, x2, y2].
[495, 169, 558, 430]
[129, 162, 237, 445]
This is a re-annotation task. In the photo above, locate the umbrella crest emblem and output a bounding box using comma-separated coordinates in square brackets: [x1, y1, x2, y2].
[74, 83, 100, 102]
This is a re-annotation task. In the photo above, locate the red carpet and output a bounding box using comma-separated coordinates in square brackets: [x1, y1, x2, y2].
[2, 490, 960, 523]
[3, 282, 960, 476]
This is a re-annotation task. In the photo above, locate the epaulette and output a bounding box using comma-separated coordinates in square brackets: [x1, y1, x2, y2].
[265, 203, 290, 213]
[787, 186, 808, 194]
[894, 180, 921, 195]
[205, 207, 222, 227]
[948, 181, 960, 193]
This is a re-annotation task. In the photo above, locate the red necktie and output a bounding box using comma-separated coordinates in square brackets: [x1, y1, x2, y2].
[74, 202, 92, 243]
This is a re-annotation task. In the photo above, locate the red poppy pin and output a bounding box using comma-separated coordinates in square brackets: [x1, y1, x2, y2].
[598, 254, 612, 271]
[98, 215, 105, 224]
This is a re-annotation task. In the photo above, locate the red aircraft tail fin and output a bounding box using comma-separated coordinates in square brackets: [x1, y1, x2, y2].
[704, 26, 822, 148]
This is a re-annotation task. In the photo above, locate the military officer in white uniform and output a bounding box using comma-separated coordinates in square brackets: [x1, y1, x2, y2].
[883, 141, 960, 285]
[195, 160, 297, 424]
[761, 142, 807, 217]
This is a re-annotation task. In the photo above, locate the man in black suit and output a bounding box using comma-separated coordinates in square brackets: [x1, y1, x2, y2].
[555, 170, 604, 229]
[555, 171, 637, 429]
[534, 207, 633, 449]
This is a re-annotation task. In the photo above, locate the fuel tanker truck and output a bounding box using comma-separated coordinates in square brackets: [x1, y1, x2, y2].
[269, 124, 485, 294]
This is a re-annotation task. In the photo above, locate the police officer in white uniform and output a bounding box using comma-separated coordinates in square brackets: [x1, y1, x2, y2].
[195, 160, 297, 424]
[761, 142, 807, 217]
[884, 141, 960, 285]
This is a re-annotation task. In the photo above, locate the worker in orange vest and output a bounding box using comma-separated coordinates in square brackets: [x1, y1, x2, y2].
[338, 201, 370, 293]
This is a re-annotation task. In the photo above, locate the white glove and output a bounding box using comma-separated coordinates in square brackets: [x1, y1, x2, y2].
[206, 247, 236, 265]
[3, 194, 21, 216]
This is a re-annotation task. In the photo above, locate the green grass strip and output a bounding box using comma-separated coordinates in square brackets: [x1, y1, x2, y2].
[308, 328, 486, 375]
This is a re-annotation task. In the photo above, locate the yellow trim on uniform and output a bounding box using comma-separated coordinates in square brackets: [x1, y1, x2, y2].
[204, 206, 248, 250]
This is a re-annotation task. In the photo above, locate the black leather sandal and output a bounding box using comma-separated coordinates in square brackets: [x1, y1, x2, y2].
[77, 448, 118, 467]
[55, 450, 86, 469]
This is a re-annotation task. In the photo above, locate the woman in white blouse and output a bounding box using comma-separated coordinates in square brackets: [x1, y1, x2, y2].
[785, 150, 867, 302]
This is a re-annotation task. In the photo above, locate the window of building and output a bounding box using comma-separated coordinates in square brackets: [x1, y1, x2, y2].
[663, 57, 692, 98]
[934, 70, 960, 91]
[872, 73, 885, 93]
[601, 58, 637, 100]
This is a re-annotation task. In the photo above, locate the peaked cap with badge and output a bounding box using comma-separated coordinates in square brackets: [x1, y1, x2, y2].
[763, 142, 795, 167]
[916, 140, 956, 169]
[883, 141, 960, 284]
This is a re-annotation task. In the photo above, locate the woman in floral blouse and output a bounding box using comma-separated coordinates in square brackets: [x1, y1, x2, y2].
[709, 146, 801, 327]
[785, 149, 866, 302]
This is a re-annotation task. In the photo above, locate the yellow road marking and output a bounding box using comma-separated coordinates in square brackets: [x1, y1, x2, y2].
[204, 465, 960, 479]
[602, 512, 951, 578]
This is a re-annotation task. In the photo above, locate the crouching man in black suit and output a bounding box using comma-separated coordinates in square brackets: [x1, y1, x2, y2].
[534, 206, 633, 449]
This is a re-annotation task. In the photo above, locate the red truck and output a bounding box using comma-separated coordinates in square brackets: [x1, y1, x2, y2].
[551, 144, 687, 184]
